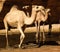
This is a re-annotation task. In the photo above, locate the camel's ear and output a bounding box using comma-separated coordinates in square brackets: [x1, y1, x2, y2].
[45, 8, 51, 12]
[22, 6, 24, 9]
[46, 8, 51, 15]
[49, 13, 51, 15]
[22, 6, 29, 9]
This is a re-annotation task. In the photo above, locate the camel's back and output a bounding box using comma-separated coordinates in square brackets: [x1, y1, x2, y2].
[5, 10, 23, 22]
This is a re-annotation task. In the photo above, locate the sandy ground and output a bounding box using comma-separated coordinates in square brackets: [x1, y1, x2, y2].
[0, 45, 60, 52]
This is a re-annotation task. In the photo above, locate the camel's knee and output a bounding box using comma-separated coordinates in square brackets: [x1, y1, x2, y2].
[23, 34, 25, 39]
[20, 34, 25, 40]
[36, 33, 38, 38]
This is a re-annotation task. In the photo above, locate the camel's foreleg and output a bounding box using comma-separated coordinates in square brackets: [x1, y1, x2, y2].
[35, 21, 38, 43]
[42, 23, 45, 43]
[18, 23, 25, 48]
[3, 19, 9, 47]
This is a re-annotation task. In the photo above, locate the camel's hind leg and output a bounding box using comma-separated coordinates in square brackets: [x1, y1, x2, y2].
[18, 24, 25, 48]
[3, 19, 9, 48]
[38, 21, 43, 47]
[42, 23, 45, 44]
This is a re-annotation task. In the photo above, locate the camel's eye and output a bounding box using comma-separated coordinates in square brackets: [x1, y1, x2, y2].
[37, 7, 38, 9]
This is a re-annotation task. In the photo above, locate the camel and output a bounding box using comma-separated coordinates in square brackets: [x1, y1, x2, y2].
[35, 7, 50, 46]
[3, 5, 44, 48]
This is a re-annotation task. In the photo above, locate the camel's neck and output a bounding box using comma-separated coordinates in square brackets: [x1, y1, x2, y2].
[24, 9, 37, 25]
[30, 9, 37, 18]
[44, 11, 49, 21]
[42, 10, 49, 22]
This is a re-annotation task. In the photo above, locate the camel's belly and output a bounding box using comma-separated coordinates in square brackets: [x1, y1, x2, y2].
[8, 21, 18, 27]
[7, 21, 24, 27]
[6, 16, 19, 27]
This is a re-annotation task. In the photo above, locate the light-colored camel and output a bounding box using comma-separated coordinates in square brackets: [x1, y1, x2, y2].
[3, 5, 43, 48]
[35, 7, 50, 45]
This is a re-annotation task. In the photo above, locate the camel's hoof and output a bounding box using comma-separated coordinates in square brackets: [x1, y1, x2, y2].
[5, 46, 11, 49]
[37, 42, 43, 48]
[11, 44, 22, 48]
[18, 45, 26, 49]
[13, 44, 19, 48]
[13, 44, 26, 49]
[18, 45, 20, 48]
[21, 46, 26, 49]
[37, 44, 42, 48]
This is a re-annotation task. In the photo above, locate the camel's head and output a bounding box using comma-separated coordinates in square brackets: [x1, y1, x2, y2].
[32, 5, 38, 11]
[37, 6, 45, 10]
[32, 5, 45, 12]
[37, 6, 46, 13]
